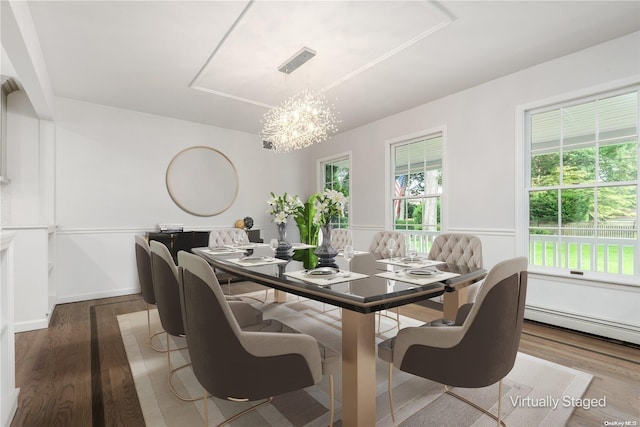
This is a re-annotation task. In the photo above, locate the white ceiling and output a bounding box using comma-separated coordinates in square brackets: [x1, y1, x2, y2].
[23, 1, 640, 136]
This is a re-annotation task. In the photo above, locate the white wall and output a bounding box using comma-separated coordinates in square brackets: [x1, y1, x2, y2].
[54, 98, 309, 302]
[2, 90, 55, 331]
[6, 91, 40, 225]
[302, 32, 640, 343]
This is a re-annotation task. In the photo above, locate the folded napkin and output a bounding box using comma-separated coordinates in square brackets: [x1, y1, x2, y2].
[376, 258, 444, 268]
[375, 270, 459, 286]
[284, 270, 368, 286]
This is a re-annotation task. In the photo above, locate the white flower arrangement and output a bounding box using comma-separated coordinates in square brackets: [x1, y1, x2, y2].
[313, 189, 347, 225]
[266, 192, 304, 224]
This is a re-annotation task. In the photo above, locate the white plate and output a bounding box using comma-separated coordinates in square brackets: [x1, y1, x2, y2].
[404, 268, 438, 278]
[239, 256, 272, 263]
[400, 257, 425, 263]
[306, 267, 340, 279]
[208, 247, 232, 252]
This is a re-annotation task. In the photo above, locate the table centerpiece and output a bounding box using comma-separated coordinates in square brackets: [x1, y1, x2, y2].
[313, 188, 347, 268]
[266, 192, 304, 257]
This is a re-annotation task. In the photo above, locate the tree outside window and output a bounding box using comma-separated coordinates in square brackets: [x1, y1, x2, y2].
[391, 133, 443, 253]
[527, 90, 638, 276]
[322, 156, 350, 228]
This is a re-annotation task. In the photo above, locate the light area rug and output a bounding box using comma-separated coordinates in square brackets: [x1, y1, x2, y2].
[118, 291, 592, 427]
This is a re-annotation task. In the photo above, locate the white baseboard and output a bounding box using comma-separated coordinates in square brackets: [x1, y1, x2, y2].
[56, 287, 140, 305]
[14, 318, 49, 333]
[525, 304, 640, 345]
[1, 387, 19, 427]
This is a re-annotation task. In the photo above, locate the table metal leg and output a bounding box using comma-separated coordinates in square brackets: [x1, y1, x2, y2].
[341, 310, 376, 427]
[273, 289, 287, 303]
[443, 287, 469, 321]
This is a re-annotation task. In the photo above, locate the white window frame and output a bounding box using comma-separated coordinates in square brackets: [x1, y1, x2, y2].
[385, 127, 447, 252]
[317, 151, 352, 228]
[515, 77, 640, 286]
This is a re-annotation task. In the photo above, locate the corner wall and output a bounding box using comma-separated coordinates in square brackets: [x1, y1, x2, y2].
[54, 98, 308, 303]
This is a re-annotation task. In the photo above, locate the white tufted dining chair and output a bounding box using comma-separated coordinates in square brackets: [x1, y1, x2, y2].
[369, 231, 405, 260]
[428, 233, 483, 269]
[330, 228, 352, 251]
[429, 233, 483, 302]
[208, 228, 249, 248]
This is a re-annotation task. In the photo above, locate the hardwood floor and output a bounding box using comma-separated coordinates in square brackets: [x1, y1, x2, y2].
[11, 284, 640, 427]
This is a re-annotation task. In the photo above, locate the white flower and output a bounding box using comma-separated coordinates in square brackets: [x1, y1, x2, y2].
[267, 192, 304, 224]
[274, 211, 288, 224]
[312, 189, 347, 225]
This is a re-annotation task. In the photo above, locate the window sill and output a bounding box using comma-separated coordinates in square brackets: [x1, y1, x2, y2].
[528, 266, 640, 289]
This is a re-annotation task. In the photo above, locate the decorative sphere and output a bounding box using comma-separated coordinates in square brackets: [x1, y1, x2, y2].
[243, 216, 254, 230]
[234, 219, 245, 229]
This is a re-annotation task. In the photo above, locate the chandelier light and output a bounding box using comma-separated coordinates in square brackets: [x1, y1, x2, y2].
[260, 47, 339, 153]
[260, 89, 339, 153]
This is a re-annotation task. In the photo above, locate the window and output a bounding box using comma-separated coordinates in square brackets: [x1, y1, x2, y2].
[320, 154, 350, 228]
[526, 88, 639, 278]
[390, 132, 443, 253]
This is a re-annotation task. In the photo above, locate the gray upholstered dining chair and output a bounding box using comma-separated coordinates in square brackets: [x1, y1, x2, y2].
[149, 241, 194, 401]
[378, 257, 528, 426]
[330, 228, 352, 251]
[177, 251, 339, 427]
[134, 235, 165, 352]
[151, 241, 277, 402]
[369, 231, 405, 260]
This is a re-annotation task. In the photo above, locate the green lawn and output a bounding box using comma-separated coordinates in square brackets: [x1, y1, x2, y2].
[530, 240, 636, 275]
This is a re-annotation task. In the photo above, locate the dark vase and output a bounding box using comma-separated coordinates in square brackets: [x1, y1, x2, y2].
[275, 222, 292, 258]
[314, 223, 338, 268]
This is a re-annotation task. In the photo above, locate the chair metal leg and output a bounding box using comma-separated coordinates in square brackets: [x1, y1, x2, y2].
[168, 362, 210, 402]
[165, 333, 199, 402]
[215, 397, 273, 427]
[147, 304, 168, 353]
[444, 380, 507, 427]
[377, 309, 401, 335]
[199, 374, 333, 426]
[388, 363, 397, 427]
[322, 303, 340, 315]
[329, 374, 335, 427]
[203, 390, 208, 427]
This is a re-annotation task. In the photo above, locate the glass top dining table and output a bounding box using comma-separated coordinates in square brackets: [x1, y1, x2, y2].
[192, 246, 486, 427]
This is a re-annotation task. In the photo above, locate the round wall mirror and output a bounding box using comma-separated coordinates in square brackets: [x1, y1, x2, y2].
[166, 146, 239, 216]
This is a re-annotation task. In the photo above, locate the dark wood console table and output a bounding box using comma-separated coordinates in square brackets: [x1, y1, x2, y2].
[147, 229, 263, 261]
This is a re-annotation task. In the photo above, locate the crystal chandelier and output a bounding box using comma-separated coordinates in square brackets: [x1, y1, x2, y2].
[260, 47, 339, 153]
[260, 89, 339, 153]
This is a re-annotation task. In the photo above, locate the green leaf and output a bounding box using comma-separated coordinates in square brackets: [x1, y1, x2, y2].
[293, 194, 320, 268]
